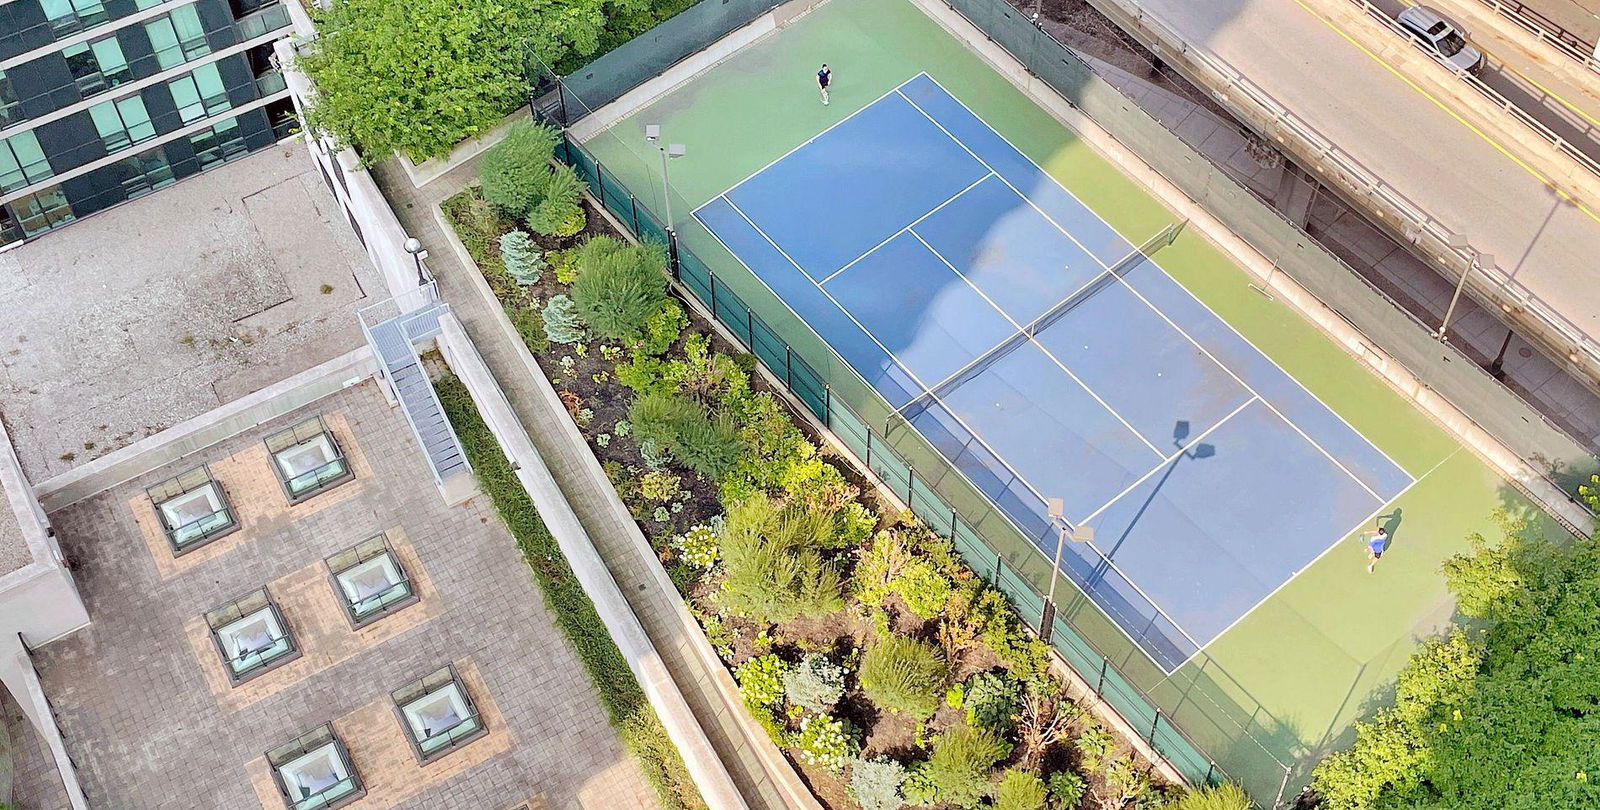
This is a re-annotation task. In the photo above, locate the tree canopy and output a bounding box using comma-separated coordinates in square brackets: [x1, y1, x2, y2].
[1311, 507, 1600, 810]
[296, 0, 694, 161]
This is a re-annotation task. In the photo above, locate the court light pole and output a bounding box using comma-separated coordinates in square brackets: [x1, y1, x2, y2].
[644, 124, 686, 230]
[1039, 497, 1093, 644]
[1437, 233, 1489, 343]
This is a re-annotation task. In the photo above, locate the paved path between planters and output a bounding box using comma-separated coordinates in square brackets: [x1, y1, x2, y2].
[369, 156, 798, 810]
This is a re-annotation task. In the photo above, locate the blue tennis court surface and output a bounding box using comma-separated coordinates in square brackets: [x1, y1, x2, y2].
[695, 73, 1413, 672]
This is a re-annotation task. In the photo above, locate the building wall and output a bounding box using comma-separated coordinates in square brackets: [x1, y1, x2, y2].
[0, 0, 294, 246]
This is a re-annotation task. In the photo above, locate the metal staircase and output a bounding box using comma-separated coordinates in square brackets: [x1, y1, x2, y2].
[359, 290, 468, 485]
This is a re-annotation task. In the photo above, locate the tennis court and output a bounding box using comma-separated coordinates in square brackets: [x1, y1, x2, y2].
[695, 73, 1413, 672]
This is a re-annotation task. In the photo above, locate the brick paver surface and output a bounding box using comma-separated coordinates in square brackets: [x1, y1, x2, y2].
[7, 382, 658, 810]
[370, 156, 793, 810]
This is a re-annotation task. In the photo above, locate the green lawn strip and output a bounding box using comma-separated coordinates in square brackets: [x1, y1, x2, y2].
[434, 372, 704, 810]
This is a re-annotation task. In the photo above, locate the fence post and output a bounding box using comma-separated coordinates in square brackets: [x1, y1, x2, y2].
[1096, 658, 1108, 696]
[784, 347, 794, 390]
[708, 271, 719, 320]
[630, 196, 640, 237]
[667, 229, 681, 280]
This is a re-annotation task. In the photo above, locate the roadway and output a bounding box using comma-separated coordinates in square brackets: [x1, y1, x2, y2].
[1125, 0, 1600, 358]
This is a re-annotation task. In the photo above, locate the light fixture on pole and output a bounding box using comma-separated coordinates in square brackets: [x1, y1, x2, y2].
[644, 124, 686, 231]
[1438, 233, 1488, 343]
[1039, 498, 1093, 643]
[403, 237, 426, 287]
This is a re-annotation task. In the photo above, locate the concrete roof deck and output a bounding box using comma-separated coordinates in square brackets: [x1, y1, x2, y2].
[0, 146, 381, 483]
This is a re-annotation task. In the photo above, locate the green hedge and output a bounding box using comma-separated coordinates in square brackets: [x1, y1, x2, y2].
[434, 372, 703, 810]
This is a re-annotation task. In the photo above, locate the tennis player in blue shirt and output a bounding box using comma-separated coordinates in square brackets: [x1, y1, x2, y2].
[1361, 527, 1389, 573]
[817, 64, 832, 106]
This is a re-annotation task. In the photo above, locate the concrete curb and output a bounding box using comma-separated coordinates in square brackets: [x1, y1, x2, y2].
[431, 199, 818, 810]
[434, 315, 749, 810]
[911, 0, 1594, 538]
[32, 348, 379, 513]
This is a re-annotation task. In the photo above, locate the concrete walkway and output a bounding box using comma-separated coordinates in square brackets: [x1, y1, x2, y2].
[368, 156, 799, 810]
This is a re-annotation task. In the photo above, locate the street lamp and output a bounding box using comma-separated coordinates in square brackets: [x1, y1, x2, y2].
[1437, 233, 1490, 343]
[1039, 497, 1093, 643]
[644, 124, 686, 230]
[403, 237, 427, 287]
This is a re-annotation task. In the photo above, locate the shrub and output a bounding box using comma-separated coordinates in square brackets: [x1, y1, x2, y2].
[792, 714, 859, 772]
[1168, 783, 1250, 810]
[637, 299, 688, 357]
[479, 121, 559, 216]
[859, 635, 947, 719]
[628, 392, 742, 481]
[921, 722, 1011, 808]
[849, 756, 907, 810]
[639, 469, 681, 502]
[542, 294, 586, 344]
[1046, 770, 1086, 809]
[734, 654, 788, 709]
[505, 302, 548, 354]
[964, 671, 1024, 734]
[1097, 757, 1155, 808]
[499, 231, 544, 285]
[719, 494, 845, 624]
[570, 235, 669, 342]
[783, 653, 846, 713]
[1073, 726, 1115, 773]
[673, 521, 720, 570]
[528, 163, 586, 236]
[993, 769, 1048, 810]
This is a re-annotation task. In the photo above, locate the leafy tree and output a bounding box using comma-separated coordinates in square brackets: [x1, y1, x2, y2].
[1311, 511, 1600, 810]
[541, 294, 586, 344]
[480, 121, 560, 216]
[499, 230, 544, 285]
[718, 493, 844, 624]
[784, 653, 846, 713]
[992, 769, 1048, 810]
[1046, 770, 1086, 809]
[859, 635, 947, 719]
[570, 235, 670, 342]
[921, 721, 1011, 808]
[296, 0, 694, 160]
[849, 756, 907, 810]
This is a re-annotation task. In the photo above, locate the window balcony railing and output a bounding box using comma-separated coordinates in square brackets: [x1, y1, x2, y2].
[236, 3, 292, 40]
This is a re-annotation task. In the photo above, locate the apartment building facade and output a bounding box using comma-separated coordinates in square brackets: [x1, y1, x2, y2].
[0, 0, 295, 246]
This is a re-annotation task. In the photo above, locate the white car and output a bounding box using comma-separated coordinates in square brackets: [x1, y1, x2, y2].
[1397, 5, 1486, 75]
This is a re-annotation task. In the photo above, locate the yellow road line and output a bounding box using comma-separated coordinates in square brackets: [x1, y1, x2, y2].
[1289, 0, 1600, 224]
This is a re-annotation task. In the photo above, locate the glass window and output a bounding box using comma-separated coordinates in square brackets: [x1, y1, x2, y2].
[391, 666, 485, 762]
[114, 150, 175, 199]
[146, 465, 236, 553]
[144, 5, 210, 71]
[264, 416, 354, 503]
[63, 37, 133, 97]
[326, 534, 417, 628]
[12, 187, 74, 236]
[204, 587, 297, 683]
[167, 63, 230, 124]
[41, 0, 110, 34]
[236, 3, 291, 40]
[189, 117, 248, 170]
[0, 131, 53, 195]
[0, 71, 21, 130]
[89, 94, 155, 152]
[266, 725, 363, 810]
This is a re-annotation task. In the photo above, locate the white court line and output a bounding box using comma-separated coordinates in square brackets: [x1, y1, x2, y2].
[1074, 395, 1260, 527]
[915, 71, 1416, 492]
[895, 88, 1116, 275]
[1168, 446, 1463, 673]
[907, 228, 1165, 458]
[691, 75, 930, 218]
[721, 196, 1061, 510]
[819, 170, 996, 285]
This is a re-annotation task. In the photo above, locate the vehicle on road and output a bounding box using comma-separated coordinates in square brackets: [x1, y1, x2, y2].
[1397, 5, 1487, 75]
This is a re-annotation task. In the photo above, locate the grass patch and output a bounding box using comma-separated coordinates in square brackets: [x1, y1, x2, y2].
[434, 371, 705, 810]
